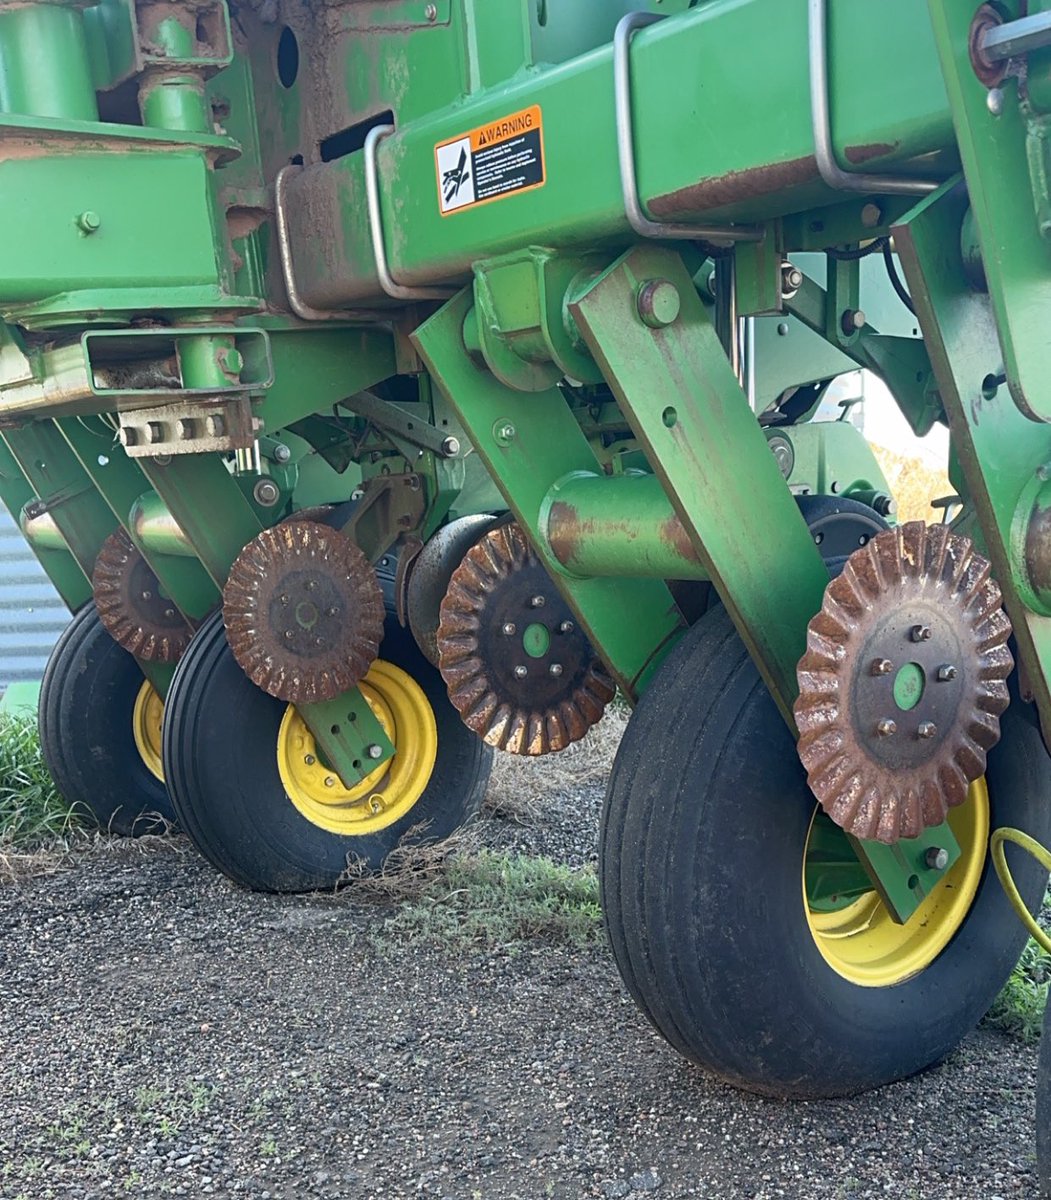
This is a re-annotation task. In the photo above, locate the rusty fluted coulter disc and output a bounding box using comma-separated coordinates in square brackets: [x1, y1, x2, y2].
[223, 521, 384, 704]
[92, 527, 194, 663]
[436, 522, 616, 755]
[795, 521, 1013, 844]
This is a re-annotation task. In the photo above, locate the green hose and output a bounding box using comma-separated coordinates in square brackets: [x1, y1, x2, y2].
[991, 827, 1051, 953]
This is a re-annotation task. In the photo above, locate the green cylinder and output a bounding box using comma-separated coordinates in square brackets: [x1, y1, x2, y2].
[139, 17, 210, 132]
[129, 491, 196, 558]
[542, 471, 708, 581]
[0, 5, 98, 121]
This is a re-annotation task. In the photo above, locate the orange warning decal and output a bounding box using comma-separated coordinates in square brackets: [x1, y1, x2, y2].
[435, 105, 545, 215]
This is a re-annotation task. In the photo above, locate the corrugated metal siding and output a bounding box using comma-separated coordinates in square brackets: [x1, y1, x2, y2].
[0, 510, 69, 685]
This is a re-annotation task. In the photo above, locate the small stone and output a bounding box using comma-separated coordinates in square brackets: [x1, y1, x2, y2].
[602, 1183, 630, 1199]
[629, 1167, 662, 1192]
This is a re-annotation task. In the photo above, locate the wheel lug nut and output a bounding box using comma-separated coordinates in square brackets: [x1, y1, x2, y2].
[925, 846, 949, 871]
[876, 718, 897, 737]
[324, 776, 335, 788]
[871, 658, 893, 676]
[549, 663, 563, 677]
[918, 721, 937, 739]
[530, 595, 546, 608]
[910, 625, 932, 642]
[366, 744, 383, 760]
[304, 754, 316, 766]
[502, 622, 516, 636]
[937, 664, 958, 682]
[514, 665, 528, 679]
[559, 621, 574, 634]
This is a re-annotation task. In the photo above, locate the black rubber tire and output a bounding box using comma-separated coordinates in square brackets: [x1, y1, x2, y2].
[600, 607, 1051, 1099]
[162, 611, 492, 892]
[38, 604, 174, 836]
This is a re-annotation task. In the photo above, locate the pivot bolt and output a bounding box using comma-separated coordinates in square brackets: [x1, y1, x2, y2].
[925, 846, 950, 871]
[876, 718, 897, 737]
[530, 595, 546, 608]
[366, 744, 384, 760]
[870, 658, 893, 676]
[910, 625, 933, 642]
[559, 621, 575, 634]
[272, 443, 292, 464]
[514, 665, 528, 679]
[549, 663, 563, 677]
[253, 478, 281, 507]
[841, 308, 866, 336]
[781, 264, 804, 297]
[636, 278, 681, 329]
[937, 664, 958, 682]
[440, 436, 461, 457]
[918, 721, 938, 739]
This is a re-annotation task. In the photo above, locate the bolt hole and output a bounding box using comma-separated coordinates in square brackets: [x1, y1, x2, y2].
[330, 724, 340, 735]
[907, 874, 919, 890]
[353, 759, 362, 770]
[982, 372, 1006, 400]
[277, 26, 299, 89]
[347, 712, 357, 722]
[893, 662, 925, 712]
[662, 406, 677, 428]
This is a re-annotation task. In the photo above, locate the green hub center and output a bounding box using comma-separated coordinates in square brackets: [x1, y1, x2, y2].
[522, 622, 550, 658]
[893, 662, 925, 711]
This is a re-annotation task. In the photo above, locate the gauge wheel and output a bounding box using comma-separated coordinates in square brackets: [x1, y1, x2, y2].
[38, 604, 173, 836]
[162, 611, 492, 892]
[600, 607, 1051, 1098]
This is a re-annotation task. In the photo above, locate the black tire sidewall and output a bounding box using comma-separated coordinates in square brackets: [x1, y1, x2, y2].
[39, 605, 173, 835]
[602, 609, 1051, 1097]
[164, 611, 491, 892]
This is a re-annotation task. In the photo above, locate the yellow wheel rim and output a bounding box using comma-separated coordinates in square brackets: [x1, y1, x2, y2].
[803, 779, 989, 988]
[132, 681, 165, 784]
[276, 659, 438, 836]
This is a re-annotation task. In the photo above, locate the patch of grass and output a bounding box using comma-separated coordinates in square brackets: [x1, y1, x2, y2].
[984, 936, 1051, 1043]
[0, 711, 79, 851]
[377, 849, 602, 951]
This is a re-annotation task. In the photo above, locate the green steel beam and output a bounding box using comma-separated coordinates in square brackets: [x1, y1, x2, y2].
[412, 286, 686, 700]
[568, 244, 830, 724]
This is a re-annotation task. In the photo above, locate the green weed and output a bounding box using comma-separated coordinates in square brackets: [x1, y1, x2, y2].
[984, 935, 1051, 1043]
[0, 711, 78, 848]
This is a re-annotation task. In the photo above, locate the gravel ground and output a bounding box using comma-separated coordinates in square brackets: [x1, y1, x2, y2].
[0, 713, 1043, 1200]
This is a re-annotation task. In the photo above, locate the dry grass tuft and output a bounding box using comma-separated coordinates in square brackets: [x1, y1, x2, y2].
[337, 821, 483, 901]
[871, 443, 953, 525]
[484, 709, 628, 825]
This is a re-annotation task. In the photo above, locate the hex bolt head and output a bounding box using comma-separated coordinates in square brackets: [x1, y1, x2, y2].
[530, 594, 546, 608]
[272, 443, 292, 464]
[937, 664, 958, 682]
[425, 2, 437, 18]
[871, 658, 893, 676]
[324, 776, 336, 788]
[910, 625, 933, 642]
[440, 435, 461, 457]
[781, 264, 804, 295]
[327, 606, 340, 618]
[559, 621, 575, 634]
[549, 663, 563, 677]
[164, 608, 175, 619]
[76, 211, 101, 235]
[367, 744, 384, 760]
[925, 846, 950, 871]
[841, 308, 866, 336]
[876, 718, 897, 737]
[253, 478, 281, 507]
[141, 590, 152, 602]
[514, 665, 528, 679]
[636, 278, 681, 329]
[502, 622, 516, 636]
[918, 721, 938, 739]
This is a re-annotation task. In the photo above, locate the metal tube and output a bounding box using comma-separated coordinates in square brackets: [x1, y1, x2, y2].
[139, 16, 209, 133]
[0, 5, 98, 121]
[129, 491, 196, 557]
[808, 0, 938, 196]
[20, 508, 68, 552]
[542, 471, 708, 581]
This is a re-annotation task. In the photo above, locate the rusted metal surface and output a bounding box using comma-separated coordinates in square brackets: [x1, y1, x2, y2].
[843, 141, 900, 165]
[437, 522, 615, 756]
[795, 521, 1013, 844]
[968, 4, 1007, 88]
[222, 520, 384, 704]
[647, 156, 819, 218]
[92, 527, 195, 663]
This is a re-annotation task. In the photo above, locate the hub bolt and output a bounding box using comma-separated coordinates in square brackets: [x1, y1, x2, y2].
[502, 622, 516, 636]
[530, 595, 546, 608]
[559, 621, 574, 634]
[925, 846, 950, 871]
[918, 721, 938, 739]
[870, 658, 893, 676]
[876, 718, 897, 737]
[549, 663, 563, 677]
[514, 665, 528, 679]
[367, 744, 383, 760]
[253, 478, 281, 507]
[841, 308, 866, 336]
[910, 625, 933, 642]
[937, 664, 958, 682]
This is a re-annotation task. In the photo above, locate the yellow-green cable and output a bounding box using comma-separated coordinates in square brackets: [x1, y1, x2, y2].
[991, 828, 1051, 955]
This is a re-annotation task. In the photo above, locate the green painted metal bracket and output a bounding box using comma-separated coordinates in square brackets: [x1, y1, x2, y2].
[850, 825, 962, 925]
[411, 286, 686, 700]
[926, 0, 1051, 421]
[893, 180, 1051, 736]
[568, 244, 830, 725]
[57, 417, 219, 622]
[0, 436, 89, 611]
